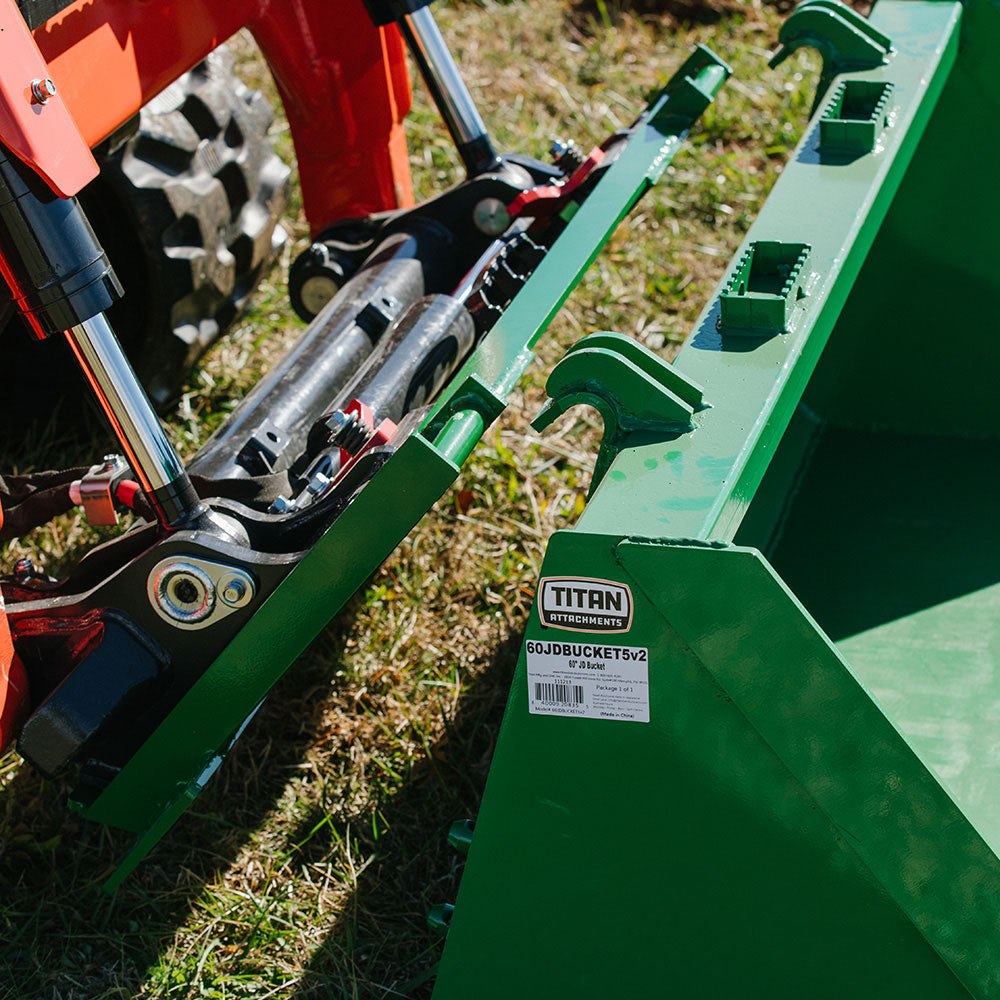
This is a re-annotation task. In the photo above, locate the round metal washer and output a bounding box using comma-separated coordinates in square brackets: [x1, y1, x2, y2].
[152, 560, 216, 624]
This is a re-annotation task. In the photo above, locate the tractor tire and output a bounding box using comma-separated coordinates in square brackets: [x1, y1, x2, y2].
[1, 44, 290, 416]
[82, 44, 291, 407]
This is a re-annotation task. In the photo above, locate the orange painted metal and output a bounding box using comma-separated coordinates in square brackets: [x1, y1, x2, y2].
[0, 0, 98, 196]
[0, 502, 28, 753]
[32, 0, 414, 230]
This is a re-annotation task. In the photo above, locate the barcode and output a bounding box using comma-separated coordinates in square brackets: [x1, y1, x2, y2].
[534, 683, 584, 705]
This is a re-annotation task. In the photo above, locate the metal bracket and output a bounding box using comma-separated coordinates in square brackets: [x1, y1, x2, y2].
[769, 0, 894, 115]
[69, 454, 130, 527]
[146, 556, 256, 631]
[532, 332, 705, 498]
[652, 45, 733, 134]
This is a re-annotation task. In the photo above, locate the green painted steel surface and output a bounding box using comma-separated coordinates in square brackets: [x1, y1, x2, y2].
[433, 537, 979, 997]
[764, 429, 1000, 848]
[86, 433, 462, 836]
[531, 331, 704, 497]
[424, 46, 731, 444]
[80, 45, 730, 880]
[435, 0, 1000, 994]
[576, 0, 960, 543]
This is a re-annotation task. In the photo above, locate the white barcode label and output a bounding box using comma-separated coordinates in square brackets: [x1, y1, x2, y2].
[525, 639, 649, 722]
[533, 682, 585, 705]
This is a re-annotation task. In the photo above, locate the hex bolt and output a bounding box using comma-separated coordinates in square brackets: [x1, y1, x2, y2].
[218, 570, 255, 609]
[549, 137, 584, 173]
[306, 470, 331, 498]
[222, 579, 247, 606]
[30, 78, 56, 104]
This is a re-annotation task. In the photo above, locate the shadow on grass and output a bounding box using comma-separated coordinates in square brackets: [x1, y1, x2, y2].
[280, 632, 521, 1000]
[0, 607, 519, 1000]
[0, 640, 342, 998]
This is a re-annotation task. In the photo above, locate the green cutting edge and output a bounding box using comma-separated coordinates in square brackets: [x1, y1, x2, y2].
[433, 1, 1000, 996]
[80, 45, 733, 890]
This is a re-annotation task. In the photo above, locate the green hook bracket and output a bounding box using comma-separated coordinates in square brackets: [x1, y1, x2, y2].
[532, 332, 705, 498]
[447, 818, 475, 855]
[428, 903, 456, 936]
[770, 0, 893, 116]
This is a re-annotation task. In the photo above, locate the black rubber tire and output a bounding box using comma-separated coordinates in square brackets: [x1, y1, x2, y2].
[1, 44, 290, 416]
[82, 45, 291, 406]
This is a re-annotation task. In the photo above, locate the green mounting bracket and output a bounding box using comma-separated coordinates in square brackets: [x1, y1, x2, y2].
[532, 332, 705, 498]
[71, 41, 730, 891]
[770, 0, 894, 114]
[447, 819, 475, 855]
[428, 903, 455, 936]
[820, 79, 895, 155]
[652, 45, 733, 133]
[719, 241, 812, 336]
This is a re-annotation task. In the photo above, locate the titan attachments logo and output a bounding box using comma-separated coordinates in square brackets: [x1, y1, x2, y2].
[538, 576, 633, 633]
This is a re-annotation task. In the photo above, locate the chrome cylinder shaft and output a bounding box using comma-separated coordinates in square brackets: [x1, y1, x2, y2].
[401, 6, 500, 175]
[65, 315, 202, 527]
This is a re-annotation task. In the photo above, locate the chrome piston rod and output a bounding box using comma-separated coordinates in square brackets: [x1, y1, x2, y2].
[400, 6, 500, 175]
[65, 315, 202, 528]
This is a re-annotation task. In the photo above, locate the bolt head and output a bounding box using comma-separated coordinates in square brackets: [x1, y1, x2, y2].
[307, 471, 331, 497]
[222, 579, 247, 605]
[326, 410, 350, 434]
[549, 138, 570, 161]
[473, 198, 510, 236]
[30, 78, 56, 103]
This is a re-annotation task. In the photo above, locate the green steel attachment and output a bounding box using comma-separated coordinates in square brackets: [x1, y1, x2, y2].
[447, 819, 474, 855]
[80, 43, 731, 890]
[423, 44, 731, 464]
[650, 44, 731, 128]
[427, 904, 455, 936]
[770, 0, 894, 112]
[433, 0, 1000, 996]
[718, 240, 813, 336]
[532, 332, 705, 497]
[819, 78, 895, 155]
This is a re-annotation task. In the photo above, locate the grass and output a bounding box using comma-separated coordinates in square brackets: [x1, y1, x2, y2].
[0, 1, 841, 996]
